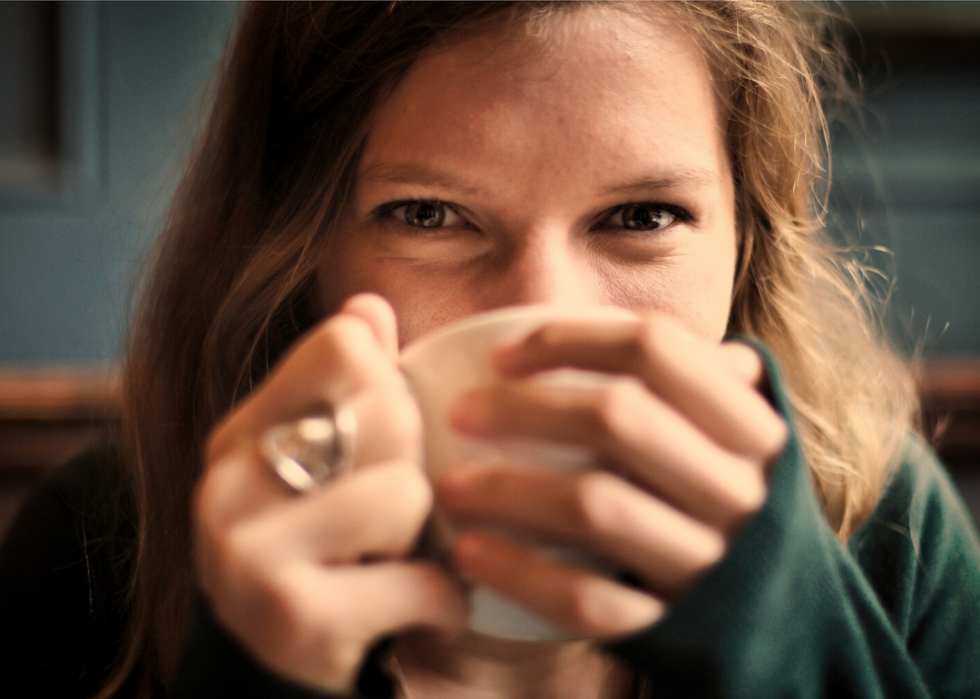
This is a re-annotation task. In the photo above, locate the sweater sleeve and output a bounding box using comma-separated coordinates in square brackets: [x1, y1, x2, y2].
[605, 348, 980, 698]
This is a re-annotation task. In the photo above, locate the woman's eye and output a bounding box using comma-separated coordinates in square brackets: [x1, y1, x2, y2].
[605, 204, 684, 232]
[387, 200, 463, 228]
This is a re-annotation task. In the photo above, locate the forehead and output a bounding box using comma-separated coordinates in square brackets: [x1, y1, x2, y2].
[360, 5, 728, 200]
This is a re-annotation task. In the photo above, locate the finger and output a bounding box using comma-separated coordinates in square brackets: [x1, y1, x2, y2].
[716, 340, 767, 389]
[451, 531, 664, 637]
[220, 560, 467, 693]
[201, 373, 422, 528]
[439, 464, 725, 592]
[450, 379, 767, 531]
[494, 314, 786, 462]
[301, 561, 469, 641]
[346, 383, 422, 466]
[248, 314, 401, 430]
[340, 293, 400, 362]
[231, 460, 434, 565]
[207, 311, 400, 465]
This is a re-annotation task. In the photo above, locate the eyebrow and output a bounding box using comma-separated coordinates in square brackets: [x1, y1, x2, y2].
[358, 163, 486, 196]
[601, 168, 720, 196]
[359, 162, 720, 196]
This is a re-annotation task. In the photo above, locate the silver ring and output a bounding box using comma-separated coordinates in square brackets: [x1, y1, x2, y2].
[261, 405, 357, 493]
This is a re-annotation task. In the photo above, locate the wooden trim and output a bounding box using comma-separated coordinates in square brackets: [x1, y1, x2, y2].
[0, 368, 119, 477]
[917, 361, 980, 464]
[0, 367, 119, 421]
[0, 362, 978, 474]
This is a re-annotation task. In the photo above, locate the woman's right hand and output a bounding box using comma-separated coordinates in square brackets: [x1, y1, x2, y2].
[194, 293, 468, 693]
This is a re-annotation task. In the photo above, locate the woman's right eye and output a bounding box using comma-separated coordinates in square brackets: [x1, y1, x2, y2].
[384, 200, 463, 229]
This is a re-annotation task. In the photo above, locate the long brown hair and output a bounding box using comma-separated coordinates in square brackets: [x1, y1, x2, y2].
[106, 3, 917, 695]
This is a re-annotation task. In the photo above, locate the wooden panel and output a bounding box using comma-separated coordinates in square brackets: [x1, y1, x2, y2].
[918, 361, 980, 463]
[0, 367, 119, 421]
[0, 368, 118, 476]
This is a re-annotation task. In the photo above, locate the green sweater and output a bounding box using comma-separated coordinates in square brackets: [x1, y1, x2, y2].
[2, 353, 979, 698]
[605, 351, 980, 698]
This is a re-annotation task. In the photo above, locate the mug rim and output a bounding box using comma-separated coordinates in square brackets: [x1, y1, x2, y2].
[399, 303, 636, 364]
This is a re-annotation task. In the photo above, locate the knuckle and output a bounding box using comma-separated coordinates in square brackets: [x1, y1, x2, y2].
[250, 581, 354, 683]
[726, 466, 768, 522]
[310, 321, 357, 366]
[312, 640, 365, 687]
[769, 415, 789, 455]
[591, 379, 641, 441]
[525, 322, 566, 352]
[697, 528, 727, 569]
[194, 463, 237, 534]
[572, 471, 621, 534]
[199, 523, 256, 600]
[307, 316, 377, 383]
[409, 562, 459, 611]
[234, 551, 317, 633]
[382, 463, 434, 521]
[259, 574, 308, 635]
[222, 521, 265, 573]
[565, 577, 612, 631]
[636, 315, 677, 367]
[384, 391, 424, 454]
[203, 517, 367, 686]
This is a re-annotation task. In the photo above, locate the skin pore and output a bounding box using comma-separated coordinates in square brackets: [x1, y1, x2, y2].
[313, 6, 738, 699]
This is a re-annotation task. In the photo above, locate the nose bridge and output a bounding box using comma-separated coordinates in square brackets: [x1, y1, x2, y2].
[497, 224, 597, 306]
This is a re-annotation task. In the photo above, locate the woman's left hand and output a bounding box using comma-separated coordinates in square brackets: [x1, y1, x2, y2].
[436, 313, 788, 638]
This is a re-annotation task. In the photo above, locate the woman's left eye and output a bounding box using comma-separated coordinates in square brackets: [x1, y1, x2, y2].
[600, 204, 687, 232]
[382, 200, 464, 229]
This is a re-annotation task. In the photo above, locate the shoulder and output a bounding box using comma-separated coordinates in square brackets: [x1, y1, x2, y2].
[849, 434, 980, 644]
[1, 440, 135, 577]
[0, 440, 136, 696]
[851, 435, 980, 569]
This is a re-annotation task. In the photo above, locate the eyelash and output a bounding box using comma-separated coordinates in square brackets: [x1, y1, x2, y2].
[372, 199, 693, 233]
[593, 202, 693, 233]
[373, 200, 466, 231]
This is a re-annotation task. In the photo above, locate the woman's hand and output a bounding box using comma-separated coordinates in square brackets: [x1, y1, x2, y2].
[194, 294, 467, 693]
[438, 313, 787, 638]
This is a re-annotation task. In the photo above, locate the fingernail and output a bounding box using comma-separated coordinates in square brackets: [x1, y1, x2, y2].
[436, 465, 489, 512]
[452, 532, 485, 572]
[492, 343, 524, 374]
[437, 466, 472, 498]
[448, 391, 488, 433]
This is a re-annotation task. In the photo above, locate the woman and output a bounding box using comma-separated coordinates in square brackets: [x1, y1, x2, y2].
[1, 2, 978, 698]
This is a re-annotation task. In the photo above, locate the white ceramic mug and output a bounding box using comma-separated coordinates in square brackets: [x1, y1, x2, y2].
[399, 304, 637, 641]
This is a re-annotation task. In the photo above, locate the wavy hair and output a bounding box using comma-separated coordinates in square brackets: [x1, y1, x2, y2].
[104, 3, 917, 696]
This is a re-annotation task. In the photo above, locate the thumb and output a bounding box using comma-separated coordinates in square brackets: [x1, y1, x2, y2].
[340, 293, 400, 361]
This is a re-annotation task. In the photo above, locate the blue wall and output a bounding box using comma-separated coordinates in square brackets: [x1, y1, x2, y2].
[831, 70, 980, 357]
[0, 2, 237, 365]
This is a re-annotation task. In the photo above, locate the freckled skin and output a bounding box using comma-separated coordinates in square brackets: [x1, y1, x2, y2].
[317, 8, 736, 346]
[318, 9, 736, 346]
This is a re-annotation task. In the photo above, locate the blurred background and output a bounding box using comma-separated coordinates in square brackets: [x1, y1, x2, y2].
[0, 1, 978, 537]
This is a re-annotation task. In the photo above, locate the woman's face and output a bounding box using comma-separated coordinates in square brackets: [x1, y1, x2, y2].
[318, 7, 737, 346]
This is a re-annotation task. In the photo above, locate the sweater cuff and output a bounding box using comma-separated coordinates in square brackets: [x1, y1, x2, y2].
[602, 339, 815, 693]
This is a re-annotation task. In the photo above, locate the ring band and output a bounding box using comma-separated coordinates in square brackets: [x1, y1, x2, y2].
[261, 405, 357, 493]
